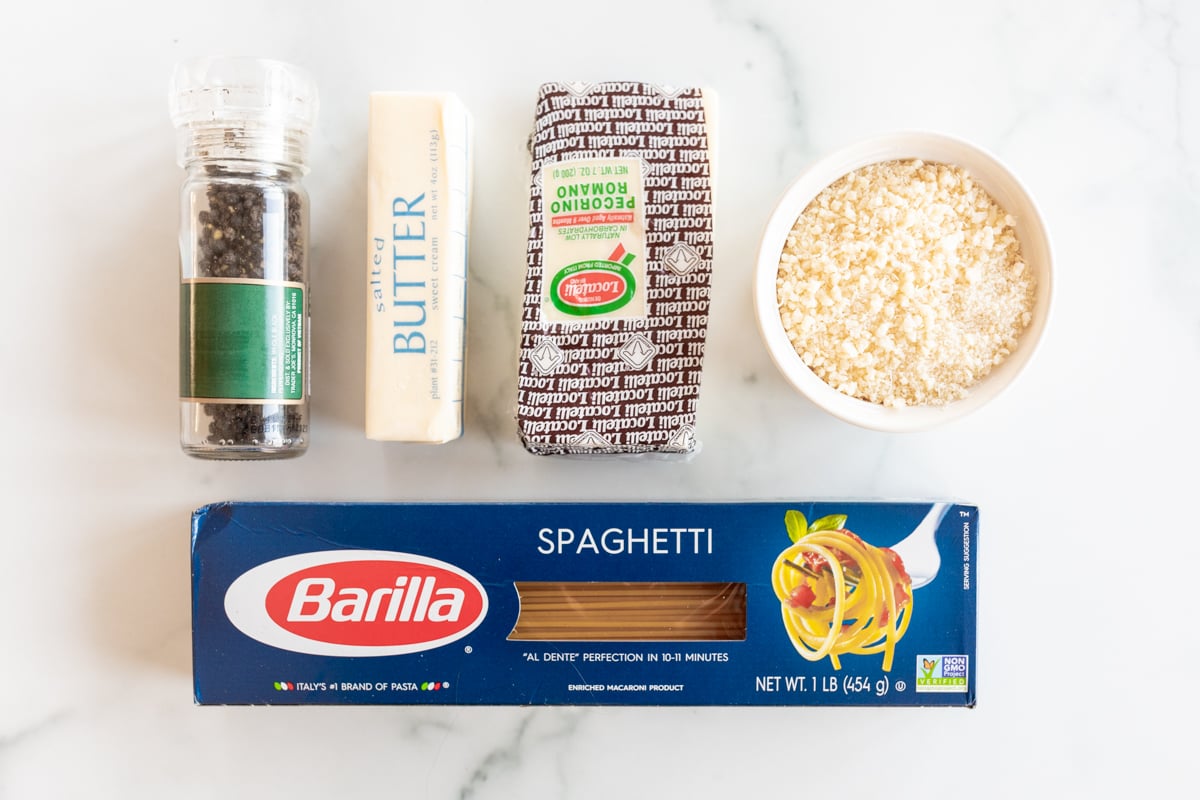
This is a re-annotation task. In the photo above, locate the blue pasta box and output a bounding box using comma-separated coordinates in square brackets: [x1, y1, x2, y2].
[191, 501, 977, 706]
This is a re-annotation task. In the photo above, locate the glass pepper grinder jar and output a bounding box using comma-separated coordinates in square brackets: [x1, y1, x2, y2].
[169, 57, 318, 459]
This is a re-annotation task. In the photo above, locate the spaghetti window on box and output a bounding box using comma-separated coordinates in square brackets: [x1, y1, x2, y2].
[508, 582, 747, 642]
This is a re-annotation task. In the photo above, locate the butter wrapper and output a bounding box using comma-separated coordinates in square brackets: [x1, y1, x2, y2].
[366, 93, 472, 442]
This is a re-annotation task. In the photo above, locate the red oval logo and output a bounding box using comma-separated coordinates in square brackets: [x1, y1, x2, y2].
[225, 551, 489, 656]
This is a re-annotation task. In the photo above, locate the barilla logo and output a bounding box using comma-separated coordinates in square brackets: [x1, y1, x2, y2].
[549, 244, 637, 316]
[224, 551, 488, 656]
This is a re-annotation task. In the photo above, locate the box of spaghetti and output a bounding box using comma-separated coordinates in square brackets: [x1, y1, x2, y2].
[192, 501, 976, 706]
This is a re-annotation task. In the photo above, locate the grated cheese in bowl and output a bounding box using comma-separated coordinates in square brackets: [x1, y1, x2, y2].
[776, 159, 1035, 408]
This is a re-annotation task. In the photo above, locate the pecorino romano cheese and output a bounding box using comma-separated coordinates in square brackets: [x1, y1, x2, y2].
[518, 81, 717, 456]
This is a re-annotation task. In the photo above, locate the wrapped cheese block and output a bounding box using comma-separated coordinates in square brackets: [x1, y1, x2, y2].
[517, 81, 717, 456]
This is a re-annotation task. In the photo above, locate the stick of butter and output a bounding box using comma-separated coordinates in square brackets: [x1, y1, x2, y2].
[366, 93, 473, 442]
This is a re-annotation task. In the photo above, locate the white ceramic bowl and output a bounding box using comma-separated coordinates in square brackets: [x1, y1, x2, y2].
[754, 132, 1053, 432]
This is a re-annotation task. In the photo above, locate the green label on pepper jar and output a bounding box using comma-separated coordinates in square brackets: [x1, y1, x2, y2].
[181, 280, 304, 402]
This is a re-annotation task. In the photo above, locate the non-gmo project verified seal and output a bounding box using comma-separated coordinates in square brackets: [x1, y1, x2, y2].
[916, 655, 969, 692]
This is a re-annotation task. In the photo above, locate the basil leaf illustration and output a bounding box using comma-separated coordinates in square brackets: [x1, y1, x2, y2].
[785, 510, 808, 542]
[809, 514, 848, 532]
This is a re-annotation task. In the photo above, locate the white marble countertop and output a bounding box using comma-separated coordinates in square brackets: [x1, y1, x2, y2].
[2, 0, 1196, 796]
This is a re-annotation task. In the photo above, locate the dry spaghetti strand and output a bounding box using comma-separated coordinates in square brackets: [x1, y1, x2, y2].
[508, 581, 747, 641]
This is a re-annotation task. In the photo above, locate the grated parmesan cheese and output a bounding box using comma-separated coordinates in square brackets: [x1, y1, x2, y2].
[776, 159, 1035, 407]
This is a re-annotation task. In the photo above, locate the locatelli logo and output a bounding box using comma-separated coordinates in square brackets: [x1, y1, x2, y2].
[549, 244, 637, 316]
[224, 551, 489, 657]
